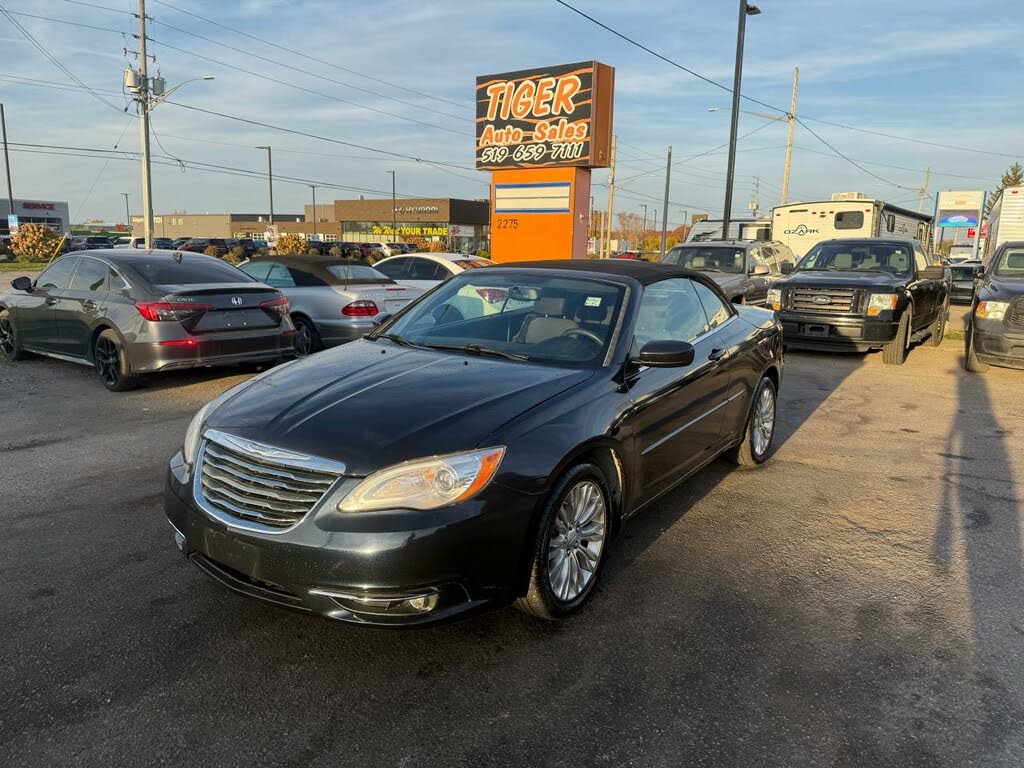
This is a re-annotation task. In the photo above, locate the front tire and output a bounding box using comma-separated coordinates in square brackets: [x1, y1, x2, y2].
[731, 375, 777, 468]
[0, 309, 30, 361]
[94, 329, 141, 391]
[965, 326, 989, 373]
[928, 300, 947, 347]
[515, 464, 611, 621]
[882, 312, 910, 366]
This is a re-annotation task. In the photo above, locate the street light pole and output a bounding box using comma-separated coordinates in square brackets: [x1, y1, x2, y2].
[121, 193, 131, 232]
[660, 145, 672, 257]
[255, 146, 274, 225]
[136, 0, 155, 249]
[0, 103, 13, 218]
[387, 170, 397, 240]
[722, 0, 760, 240]
[309, 184, 317, 239]
[640, 203, 648, 251]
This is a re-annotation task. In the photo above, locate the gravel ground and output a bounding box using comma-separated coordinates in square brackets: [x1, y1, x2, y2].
[1, 338, 1021, 767]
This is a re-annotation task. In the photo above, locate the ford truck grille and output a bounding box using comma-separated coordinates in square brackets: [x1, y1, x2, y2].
[788, 287, 859, 314]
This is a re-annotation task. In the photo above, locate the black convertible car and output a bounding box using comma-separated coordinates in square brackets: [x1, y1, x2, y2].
[165, 260, 784, 626]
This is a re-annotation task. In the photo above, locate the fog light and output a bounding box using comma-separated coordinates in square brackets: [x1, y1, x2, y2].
[406, 594, 439, 613]
[312, 589, 440, 616]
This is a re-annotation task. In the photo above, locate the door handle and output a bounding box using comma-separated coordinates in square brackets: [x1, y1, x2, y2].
[708, 348, 728, 362]
[82, 300, 97, 310]
[45, 297, 58, 307]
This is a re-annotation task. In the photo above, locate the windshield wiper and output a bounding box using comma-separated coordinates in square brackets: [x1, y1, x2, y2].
[371, 332, 416, 347]
[693, 267, 723, 272]
[422, 343, 529, 362]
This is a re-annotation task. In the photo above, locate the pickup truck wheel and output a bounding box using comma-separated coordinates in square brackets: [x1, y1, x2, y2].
[928, 301, 947, 347]
[731, 376, 777, 468]
[882, 313, 910, 366]
[965, 327, 989, 373]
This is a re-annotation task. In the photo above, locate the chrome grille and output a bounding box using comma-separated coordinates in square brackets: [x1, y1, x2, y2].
[788, 287, 858, 314]
[197, 433, 342, 529]
[1008, 299, 1024, 329]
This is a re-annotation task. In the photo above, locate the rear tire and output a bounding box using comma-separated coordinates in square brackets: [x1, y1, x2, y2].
[515, 464, 611, 621]
[94, 329, 141, 391]
[731, 375, 777, 468]
[291, 316, 322, 357]
[882, 312, 910, 366]
[965, 326, 989, 373]
[0, 309, 30, 361]
[928, 301, 947, 347]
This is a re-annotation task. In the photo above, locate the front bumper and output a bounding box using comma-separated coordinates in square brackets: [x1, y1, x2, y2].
[130, 328, 295, 373]
[973, 320, 1024, 370]
[315, 318, 375, 347]
[777, 310, 898, 352]
[164, 451, 537, 627]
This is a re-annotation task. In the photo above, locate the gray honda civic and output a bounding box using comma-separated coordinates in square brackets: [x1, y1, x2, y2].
[0, 249, 295, 390]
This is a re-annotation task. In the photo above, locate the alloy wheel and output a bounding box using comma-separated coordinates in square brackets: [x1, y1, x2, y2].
[752, 384, 776, 458]
[0, 316, 14, 356]
[95, 337, 121, 387]
[294, 322, 313, 357]
[547, 480, 607, 602]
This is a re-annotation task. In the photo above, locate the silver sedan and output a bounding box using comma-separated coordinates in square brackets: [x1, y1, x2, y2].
[239, 257, 423, 356]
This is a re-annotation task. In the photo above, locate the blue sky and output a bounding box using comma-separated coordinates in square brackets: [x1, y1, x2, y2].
[0, 0, 1021, 229]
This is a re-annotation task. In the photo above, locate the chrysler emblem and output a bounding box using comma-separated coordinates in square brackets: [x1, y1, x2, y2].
[812, 295, 831, 305]
[231, 296, 243, 306]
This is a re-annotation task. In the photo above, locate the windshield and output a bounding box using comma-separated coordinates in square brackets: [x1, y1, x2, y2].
[376, 272, 625, 366]
[796, 241, 912, 274]
[663, 246, 745, 273]
[993, 247, 1024, 277]
[325, 263, 392, 283]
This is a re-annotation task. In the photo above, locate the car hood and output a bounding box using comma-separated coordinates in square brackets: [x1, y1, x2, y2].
[205, 340, 594, 475]
[981, 275, 1024, 300]
[780, 270, 906, 290]
[701, 272, 746, 291]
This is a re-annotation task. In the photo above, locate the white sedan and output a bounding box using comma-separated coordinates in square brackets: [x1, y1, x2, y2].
[373, 253, 493, 291]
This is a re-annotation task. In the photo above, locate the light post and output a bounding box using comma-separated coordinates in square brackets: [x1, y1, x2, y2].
[121, 193, 131, 233]
[0, 103, 13, 218]
[387, 170, 397, 240]
[255, 146, 274, 226]
[309, 184, 317, 239]
[721, 0, 761, 240]
[639, 203, 648, 251]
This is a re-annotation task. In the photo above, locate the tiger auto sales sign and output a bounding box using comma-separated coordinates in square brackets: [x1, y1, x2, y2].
[475, 61, 614, 170]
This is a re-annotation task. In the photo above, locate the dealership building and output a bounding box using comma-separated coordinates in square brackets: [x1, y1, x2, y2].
[0, 198, 71, 236]
[140, 197, 490, 251]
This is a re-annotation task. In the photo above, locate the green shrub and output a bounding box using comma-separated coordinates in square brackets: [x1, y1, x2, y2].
[476, 249, 490, 259]
[10, 223, 61, 262]
[275, 233, 306, 255]
[225, 246, 245, 264]
[203, 246, 221, 258]
[328, 246, 343, 258]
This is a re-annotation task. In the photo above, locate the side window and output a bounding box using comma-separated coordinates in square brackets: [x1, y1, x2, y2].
[408, 258, 445, 281]
[36, 257, 79, 290]
[635, 278, 711, 347]
[759, 246, 779, 270]
[886, 214, 896, 233]
[264, 263, 295, 288]
[108, 268, 128, 292]
[692, 281, 732, 331]
[913, 244, 929, 273]
[240, 262, 272, 281]
[289, 267, 327, 287]
[375, 257, 408, 279]
[69, 257, 108, 292]
[835, 211, 865, 230]
[749, 248, 768, 268]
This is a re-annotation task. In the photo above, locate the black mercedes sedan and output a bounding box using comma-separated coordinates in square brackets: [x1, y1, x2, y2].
[0, 250, 295, 390]
[965, 242, 1024, 372]
[164, 260, 783, 626]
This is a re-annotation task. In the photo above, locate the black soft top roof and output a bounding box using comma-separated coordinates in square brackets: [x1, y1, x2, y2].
[488, 258, 710, 286]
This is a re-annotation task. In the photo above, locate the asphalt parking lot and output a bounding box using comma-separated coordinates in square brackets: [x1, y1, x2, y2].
[2, 339, 1022, 767]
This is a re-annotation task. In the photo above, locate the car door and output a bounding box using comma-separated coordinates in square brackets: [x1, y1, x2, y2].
[627, 277, 735, 501]
[909, 241, 935, 330]
[745, 247, 772, 306]
[18, 256, 79, 351]
[57, 255, 109, 357]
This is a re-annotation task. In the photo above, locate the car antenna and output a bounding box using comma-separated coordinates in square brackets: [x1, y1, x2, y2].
[173, 250, 183, 263]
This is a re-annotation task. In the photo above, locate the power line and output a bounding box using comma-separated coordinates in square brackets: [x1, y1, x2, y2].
[792, 145, 999, 183]
[795, 117, 915, 191]
[147, 0, 470, 112]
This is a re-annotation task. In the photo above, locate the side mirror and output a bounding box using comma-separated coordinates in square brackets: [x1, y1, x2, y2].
[637, 340, 695, 368]
[750, 264, 770, 276]
[780, 262, 794, 275]
[372, 313, 393, 328]
[11, 276, 33, 292]
[973, 265, 985, 278]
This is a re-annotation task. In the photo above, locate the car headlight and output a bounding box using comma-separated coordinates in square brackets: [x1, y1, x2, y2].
[338, 447, 506, 513]
[867, 293, 898, 316]
[767, 288, 782, 311]
[976, 301, 1009, 320]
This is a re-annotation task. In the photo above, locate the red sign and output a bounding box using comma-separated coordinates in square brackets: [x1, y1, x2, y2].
[22, 202, 55, 210]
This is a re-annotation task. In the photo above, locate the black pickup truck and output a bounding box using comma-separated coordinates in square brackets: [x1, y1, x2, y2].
[768, 237, 949, 365]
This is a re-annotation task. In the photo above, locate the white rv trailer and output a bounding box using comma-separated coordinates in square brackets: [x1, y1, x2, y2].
[983, 186, 1024, 261]
[771, 192, 932, 258]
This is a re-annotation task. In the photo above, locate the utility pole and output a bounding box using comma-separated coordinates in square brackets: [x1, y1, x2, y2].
[918, 167, 931, 214]
[660, 146, 672, 258]
[136, 0, 154, 249]
[604, 133, 617, 258]
[749, 176, 760, 218]
[780, 67, 799, 206]
[309, 185, 317, 239]
[722, 1, 761, 240]
[0, 103, 13, 218]
[387, 170, 397, 239]
[639, 203, 649, 251]
[121, 193, 131, 232]
[254, 146, 274, 225]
